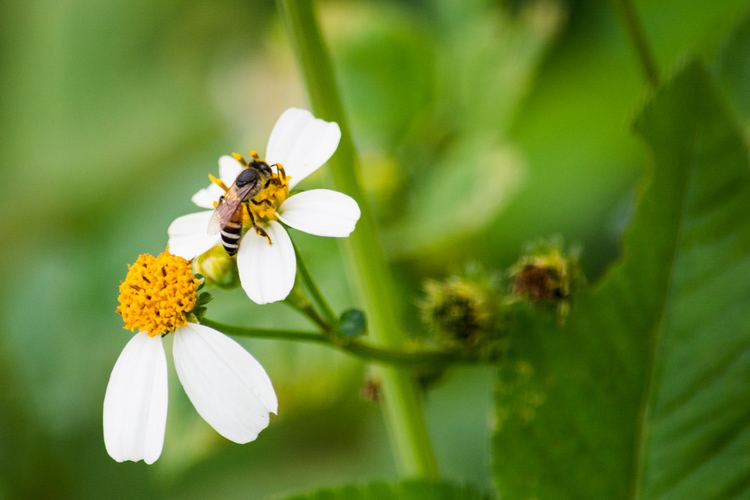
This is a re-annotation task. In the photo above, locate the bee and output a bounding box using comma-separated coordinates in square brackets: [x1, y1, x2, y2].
[208, 152, 285, 254]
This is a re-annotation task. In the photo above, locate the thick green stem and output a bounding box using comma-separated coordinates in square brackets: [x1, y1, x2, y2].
[613, 0, 659, 87]
[276, 0, 439, 478]
[201, 318, 488, 366]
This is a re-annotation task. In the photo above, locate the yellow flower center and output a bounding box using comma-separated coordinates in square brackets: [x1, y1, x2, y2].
[117, 251, 199, 336]
[247, 173, 289, 223]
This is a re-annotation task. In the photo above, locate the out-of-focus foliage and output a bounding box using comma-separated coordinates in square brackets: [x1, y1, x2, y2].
[283, 480, 488, 500]
[0, 0, 749, 498]
[494, 62, 750, 499]
[717, 15, 750, 124]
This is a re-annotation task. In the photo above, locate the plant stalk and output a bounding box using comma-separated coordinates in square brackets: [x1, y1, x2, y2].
[613, 0, 659, 87]
[202, 318, 489, 366]
[294, 245, 338, 326]
[276, 0, 439, 478]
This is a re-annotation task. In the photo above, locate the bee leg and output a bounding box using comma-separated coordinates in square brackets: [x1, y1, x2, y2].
[249, 150, 261, 161]
[272, 163, 287, 180]
[256, 227, 272, 245]
[244, 203, 272, 245]
[251, 199, 274, 208]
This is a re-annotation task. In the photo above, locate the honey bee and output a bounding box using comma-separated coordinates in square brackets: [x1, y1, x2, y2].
[208, 152, 285, 254]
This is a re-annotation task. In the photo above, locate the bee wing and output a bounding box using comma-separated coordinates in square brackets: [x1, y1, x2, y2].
[206, 182, 257, 235]
[207, 209, 226, 235]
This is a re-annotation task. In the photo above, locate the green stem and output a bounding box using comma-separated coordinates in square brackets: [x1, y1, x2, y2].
[613, 0, 659, 87]
[340, 340, 478, 366]
[276, 0, 439, 478]
[201, 317, 488, 366]
[283, 296, 332, 332]
[293, 244, 337, 326]
[203, 318, 326, 343]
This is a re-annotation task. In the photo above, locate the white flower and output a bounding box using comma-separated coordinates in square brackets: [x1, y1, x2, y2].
[168, 108, 361, 304]
[104, 252, 277, 464]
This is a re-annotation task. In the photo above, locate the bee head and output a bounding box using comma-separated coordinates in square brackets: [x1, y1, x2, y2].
[235, 166, 260, 187]
[249, 160, 274, 177]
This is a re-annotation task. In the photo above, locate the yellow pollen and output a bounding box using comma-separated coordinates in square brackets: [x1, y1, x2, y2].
[116, 251, 199, 337]
[247, 173, 290, 223]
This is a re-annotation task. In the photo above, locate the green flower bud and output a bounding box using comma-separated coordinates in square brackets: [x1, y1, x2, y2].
[419, 274, 496, 348]
[192, 245, 237, 288]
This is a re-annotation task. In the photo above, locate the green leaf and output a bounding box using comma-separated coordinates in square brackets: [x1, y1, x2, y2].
[493, 61, 750, 499]
[282, 480, 488, 500]
[338, 308, 367, 338]
[716, 14, 750, 123]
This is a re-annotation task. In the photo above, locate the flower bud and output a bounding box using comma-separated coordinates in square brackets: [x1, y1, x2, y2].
[419, 274, 496, 348]
[193, 245, 237, 288]
[510, 239, 583, 321]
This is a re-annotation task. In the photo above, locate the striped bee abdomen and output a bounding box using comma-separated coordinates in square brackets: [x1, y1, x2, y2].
[220, 221, 242, 256]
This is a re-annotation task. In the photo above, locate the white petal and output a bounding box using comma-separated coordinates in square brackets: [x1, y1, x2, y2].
[190, 156, 242, 209]
[219, 155, 244, 185]
[278, 189, 361, 238]
[103, 332, 168, 465]
[167, 211, 220, 260]
[173, 323, 277, 444]
[191, 183, 223, 209]
[237, 220, 296, 304]
[265, 108, 341, 189]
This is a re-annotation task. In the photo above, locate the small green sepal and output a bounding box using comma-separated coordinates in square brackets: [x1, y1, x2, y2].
[338, 309, 367, 337]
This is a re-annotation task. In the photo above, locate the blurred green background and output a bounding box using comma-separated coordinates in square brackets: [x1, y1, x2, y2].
[1, 0, 748, 498]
